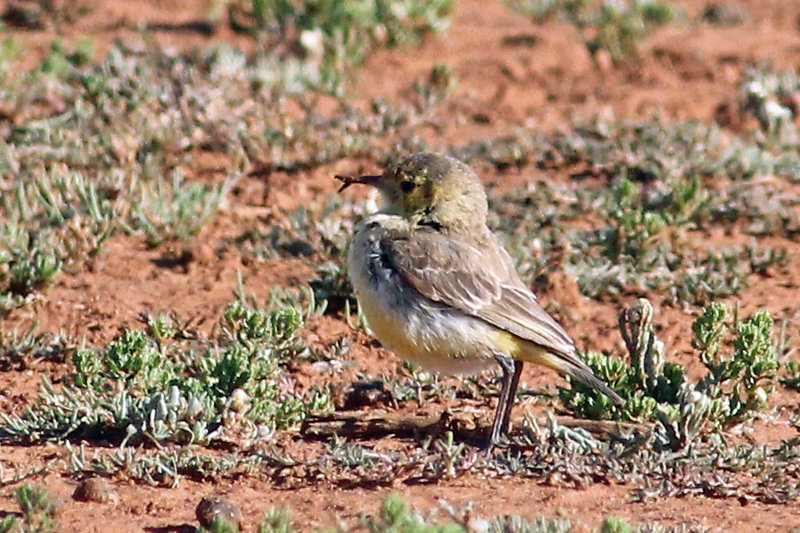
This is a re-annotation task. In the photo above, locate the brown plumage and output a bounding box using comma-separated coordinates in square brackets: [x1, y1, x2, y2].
[340, 152, 622, 447]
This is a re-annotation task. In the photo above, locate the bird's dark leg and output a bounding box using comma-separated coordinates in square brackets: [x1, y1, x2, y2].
[488, 354, 523, 448]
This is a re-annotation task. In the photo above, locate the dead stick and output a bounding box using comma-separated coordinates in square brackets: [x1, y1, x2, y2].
[301, 410, 650, 440]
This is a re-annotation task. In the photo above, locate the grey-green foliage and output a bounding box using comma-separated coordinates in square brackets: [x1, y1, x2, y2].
[0, 169, 114, 312]
[599, 518, 706, 533]
[300, 411, 795, 502]
[227, 0, 452, 92]
[328, 492, 467, 532]
[124, 172, 231, 248]
[485, 117, 794, 304]
[0, 297, 318, 446]
[257, 507, 294, 533]
[506, 0, 675, 64]
[560, 299, 778, 449]
[0, 325, 76, 371]
[67, 442, 270, 488]
[200, 519, 240, 533]
[694, 303, 778, 423]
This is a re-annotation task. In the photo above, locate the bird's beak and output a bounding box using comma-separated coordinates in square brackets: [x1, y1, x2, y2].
[334, 174, 382, 193]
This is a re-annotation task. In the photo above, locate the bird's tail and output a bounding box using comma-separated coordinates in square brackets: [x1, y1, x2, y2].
[560, 357, 624, 405]
[519, 344, 624, 405]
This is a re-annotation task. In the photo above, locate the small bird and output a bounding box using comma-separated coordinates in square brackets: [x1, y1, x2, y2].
[337, 153, 622, 446]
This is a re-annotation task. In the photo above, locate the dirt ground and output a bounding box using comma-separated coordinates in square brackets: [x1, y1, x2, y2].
[2, 0, 800, 531]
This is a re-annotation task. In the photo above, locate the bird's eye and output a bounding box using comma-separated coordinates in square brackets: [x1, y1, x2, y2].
[400, 180, 416, 193]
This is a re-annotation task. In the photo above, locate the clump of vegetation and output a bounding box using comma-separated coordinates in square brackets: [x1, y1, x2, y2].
[0, 1, 93, 31]
[222, 0, 452, 93]
[0, 326, 76, 371]
[560, 298, 779, 449]
[0, 152, 230, 315]
[0, 294, 327, 446]
[738, 66, 800, 134]
[505, 0, 675, 64]
[780, 361, 800, 391]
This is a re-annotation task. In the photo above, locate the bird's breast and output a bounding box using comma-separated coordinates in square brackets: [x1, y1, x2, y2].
[347, 219, 498, 375]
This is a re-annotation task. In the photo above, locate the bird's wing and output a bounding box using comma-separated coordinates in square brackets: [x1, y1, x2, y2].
[382, 227, 576, 357]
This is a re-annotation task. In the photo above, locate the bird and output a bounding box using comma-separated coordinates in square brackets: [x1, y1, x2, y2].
[336, 152, 622, 447]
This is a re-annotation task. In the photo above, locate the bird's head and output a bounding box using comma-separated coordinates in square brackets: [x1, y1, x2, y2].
[336, 152, 488, 230]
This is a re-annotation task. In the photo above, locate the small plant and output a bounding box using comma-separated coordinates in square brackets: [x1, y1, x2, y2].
[701, 3, 748, 27]
[413, 63, 458, 110]
[739, 66, 799, 134]
[560, 298, 779, 449]
[0, 326, 76, 371]
[256, 507, 294, 533]
[126, 173, 231, 248]
[780, 360, 800, 391]
[0, 484, 60, 533]
[695, 303, 778, 423]
[309, 261, 356, 315]
[506, 0, 675, 64]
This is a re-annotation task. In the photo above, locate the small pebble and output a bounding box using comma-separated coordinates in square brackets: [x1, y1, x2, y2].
[72, 478, 118, 504]
[195, 495, 242, 531]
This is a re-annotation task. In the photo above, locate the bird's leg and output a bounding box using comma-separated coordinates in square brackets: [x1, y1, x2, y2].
[488, 354, 523, 448]
[500, 359, 523, 436]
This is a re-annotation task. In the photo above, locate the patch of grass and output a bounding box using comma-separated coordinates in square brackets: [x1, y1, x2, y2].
[780, 361, 800, 391]
[506, 0, 676, 65]
[67, 442, 271, 488]
[701, 3, 748, 27]
[0, 168, 115, 314]
[0, 164, 229, 315]
[413, 63, 458, 110]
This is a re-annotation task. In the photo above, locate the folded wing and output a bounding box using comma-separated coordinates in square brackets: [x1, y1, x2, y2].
[382, 227, 576, 357]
